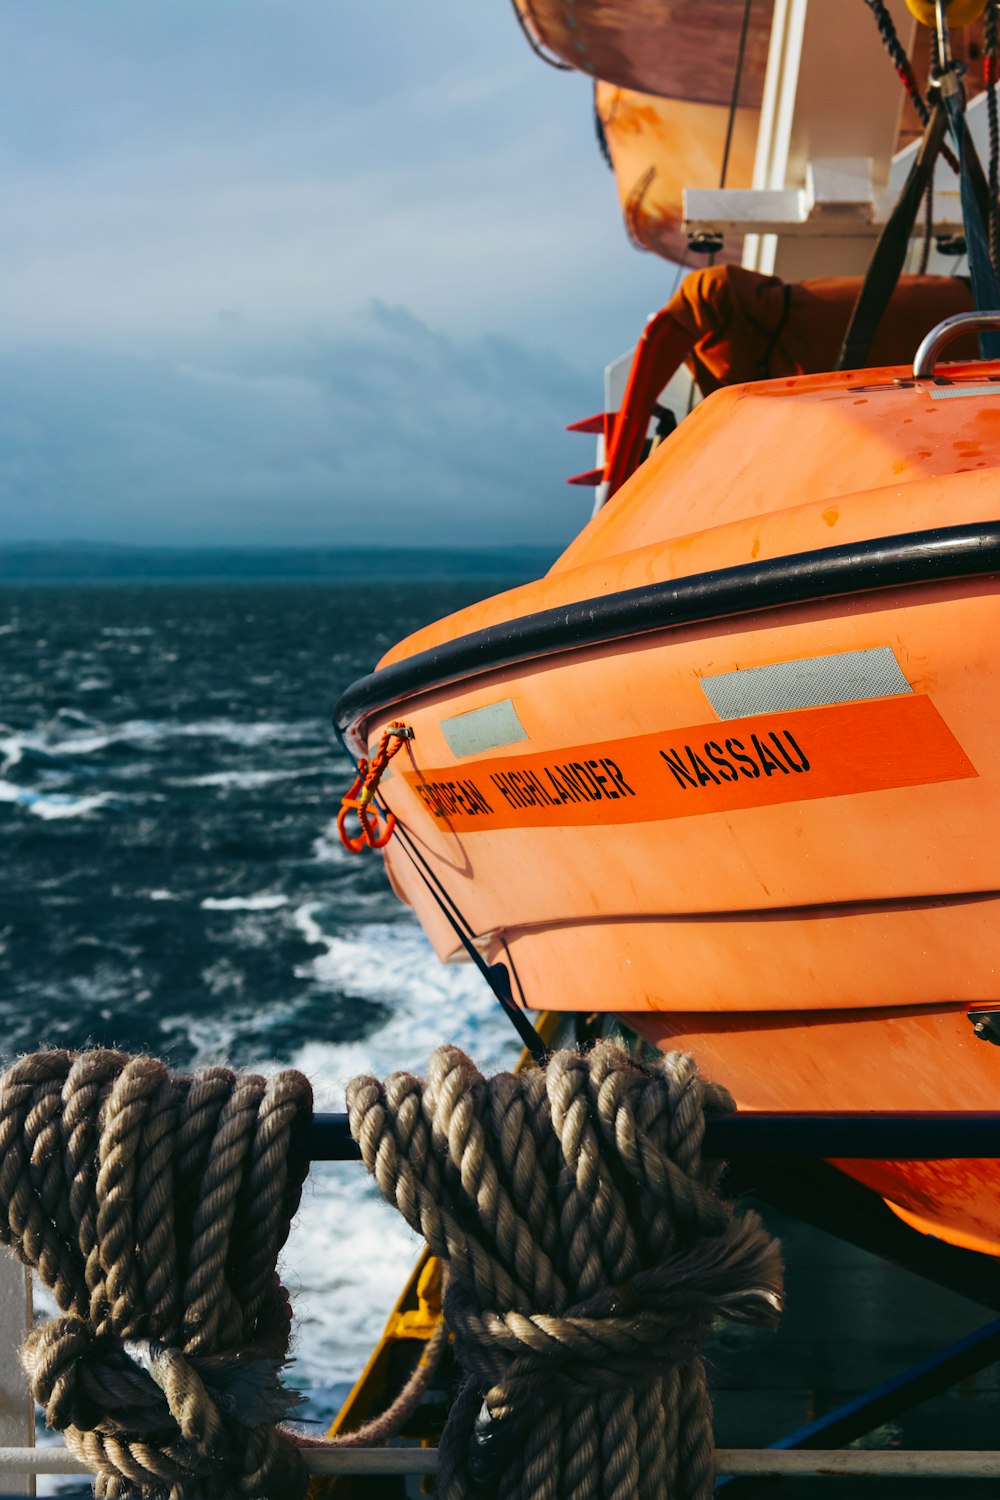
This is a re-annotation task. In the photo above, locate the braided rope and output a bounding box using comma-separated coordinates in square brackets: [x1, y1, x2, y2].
[348, 1042, 784, 1500]
[986, 0, 1000, 278]
[0, 1050, 313, 1499]
[866, 0, 930, 123]
[864, 0, 961, 173]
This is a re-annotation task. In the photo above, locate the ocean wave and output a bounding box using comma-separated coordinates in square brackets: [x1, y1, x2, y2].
[201, 893, 290, 911]
[284, 1159, 422, 1400]
[310, 817, 351, 864]
[280, 915, 519, 1403]
[0, 780, 114, 820]
[157, 911, 519, 1404]
[0, 734, 23, 771]
[289, 909, 519, 1103]
[170, 768, 323, 790]
[4, 716, 317, 762]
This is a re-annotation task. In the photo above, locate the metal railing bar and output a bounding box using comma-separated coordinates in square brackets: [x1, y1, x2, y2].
[299, 1109, 1000, 1162]
[7, 1445, 1000, 1478]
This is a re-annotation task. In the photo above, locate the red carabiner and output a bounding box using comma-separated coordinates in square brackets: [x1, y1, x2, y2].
[337, 722, 412, 853]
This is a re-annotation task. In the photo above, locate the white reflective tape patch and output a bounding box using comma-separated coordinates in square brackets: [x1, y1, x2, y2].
[441, 699, 529, 757]
[930, 384, 1000, 400]
[701, 647, 911, 720]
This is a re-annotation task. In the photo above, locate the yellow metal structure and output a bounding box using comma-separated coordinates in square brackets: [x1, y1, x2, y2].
[904, 0, 987, 26]
[313, 1012, 565, 1495]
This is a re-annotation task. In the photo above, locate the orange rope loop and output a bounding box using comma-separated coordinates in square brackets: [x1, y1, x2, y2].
[337, 722, 413, 853]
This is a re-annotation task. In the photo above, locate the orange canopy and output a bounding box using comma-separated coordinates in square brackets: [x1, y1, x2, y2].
[603, 266, 975, 496]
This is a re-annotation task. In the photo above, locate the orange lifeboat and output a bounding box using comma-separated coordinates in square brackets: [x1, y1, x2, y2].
[599, 265, 976, 495]
[595, 85, 758, 263]
[515, 5, 990, 266]
[336, 329, 1000, 1258]
[514, 0, 773, 263]
[512, 0, 773, 103]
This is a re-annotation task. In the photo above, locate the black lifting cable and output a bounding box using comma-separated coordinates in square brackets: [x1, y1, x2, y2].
[332, 723, 549, 1063]
[719, 0, 754, 192]
[297, 1109, 1000, 1163]
[687, 0, 755, 261]
[390, 819, 550, 1063]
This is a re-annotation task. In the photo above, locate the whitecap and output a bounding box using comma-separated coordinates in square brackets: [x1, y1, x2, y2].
[0, 780, 113, 820]
[170, 768, 321, 790]
[310, 817, 351, 865]
[201, 894, 289, 911]
[288, 909, 520, 1103]
[149, 910, 524, 1416]
[162, 911, 520, 1405]
[11, 717, 315, 761]
[0, 735, 24, 772]
[281, 916, 520, 1403]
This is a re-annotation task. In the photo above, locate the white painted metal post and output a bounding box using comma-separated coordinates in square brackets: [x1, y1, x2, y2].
[0, 1252, 33, 1496]
[743, 0, 916, 279]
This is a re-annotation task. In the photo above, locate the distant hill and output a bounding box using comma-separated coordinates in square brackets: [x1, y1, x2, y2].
[0, 542, 557, 583]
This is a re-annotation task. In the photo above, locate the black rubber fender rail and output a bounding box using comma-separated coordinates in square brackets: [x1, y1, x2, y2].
[299, 1108, 1000, 1162]
[334, 521, 1000, 753]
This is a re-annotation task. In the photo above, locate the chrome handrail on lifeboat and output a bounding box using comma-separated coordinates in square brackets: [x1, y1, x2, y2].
[913, 310, 1000, 379]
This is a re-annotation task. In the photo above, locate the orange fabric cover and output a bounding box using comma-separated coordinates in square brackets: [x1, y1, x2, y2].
[604, 267, 975, 497]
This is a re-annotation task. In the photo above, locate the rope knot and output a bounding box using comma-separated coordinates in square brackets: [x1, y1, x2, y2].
[0, 1051, 313, 1499]
[348, 1041, 784, 1500]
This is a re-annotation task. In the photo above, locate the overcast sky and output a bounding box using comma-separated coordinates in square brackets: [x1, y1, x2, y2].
[0, 1, 675, 549]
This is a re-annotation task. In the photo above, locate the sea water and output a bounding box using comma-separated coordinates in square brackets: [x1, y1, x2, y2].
[0, 574, 531, 1435]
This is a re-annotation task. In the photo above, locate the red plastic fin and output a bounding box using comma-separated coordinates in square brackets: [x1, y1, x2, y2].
[567, 412, 610, 434]
[566, 467, 605, 486]
[568, 411, 619, 435]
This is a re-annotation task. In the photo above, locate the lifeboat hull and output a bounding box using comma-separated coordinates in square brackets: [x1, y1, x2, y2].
[513, 0, 773, 105]
[595, 84, 758, 263]
[337, 363, 1000, 1253]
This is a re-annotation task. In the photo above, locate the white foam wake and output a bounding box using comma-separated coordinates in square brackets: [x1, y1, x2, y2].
[277, 911, 520, 1411]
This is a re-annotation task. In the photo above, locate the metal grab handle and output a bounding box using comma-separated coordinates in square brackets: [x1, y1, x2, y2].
[913, 310, 1000, 378]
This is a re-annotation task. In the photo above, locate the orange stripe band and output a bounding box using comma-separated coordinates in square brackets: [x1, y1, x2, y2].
[399, 696, 977, 833]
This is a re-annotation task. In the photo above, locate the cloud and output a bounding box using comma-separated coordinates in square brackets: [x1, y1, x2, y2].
[0, 302, 598, 548]
[0, 0, 673, 361]
[0, 0, 678, 546]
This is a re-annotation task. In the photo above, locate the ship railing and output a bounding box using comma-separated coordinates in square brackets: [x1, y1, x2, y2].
[5, 1108, 1000, 1491]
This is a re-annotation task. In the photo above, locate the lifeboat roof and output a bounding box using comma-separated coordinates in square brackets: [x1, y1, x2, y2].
[379, 362, 1000, 670]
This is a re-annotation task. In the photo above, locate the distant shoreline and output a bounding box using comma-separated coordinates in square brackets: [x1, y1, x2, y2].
[0, 542, 556, 584]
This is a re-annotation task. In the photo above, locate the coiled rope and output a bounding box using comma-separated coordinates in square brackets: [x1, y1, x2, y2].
[1, 1043, 783, 1499]
[348, 1041, 784, 1500]
[0, 1049, 313, 1499]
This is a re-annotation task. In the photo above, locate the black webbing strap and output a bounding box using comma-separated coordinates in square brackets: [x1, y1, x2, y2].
[836, 101, 948, 371]
[943, 82, 1000, 358]
[757, 283, 793, 377]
